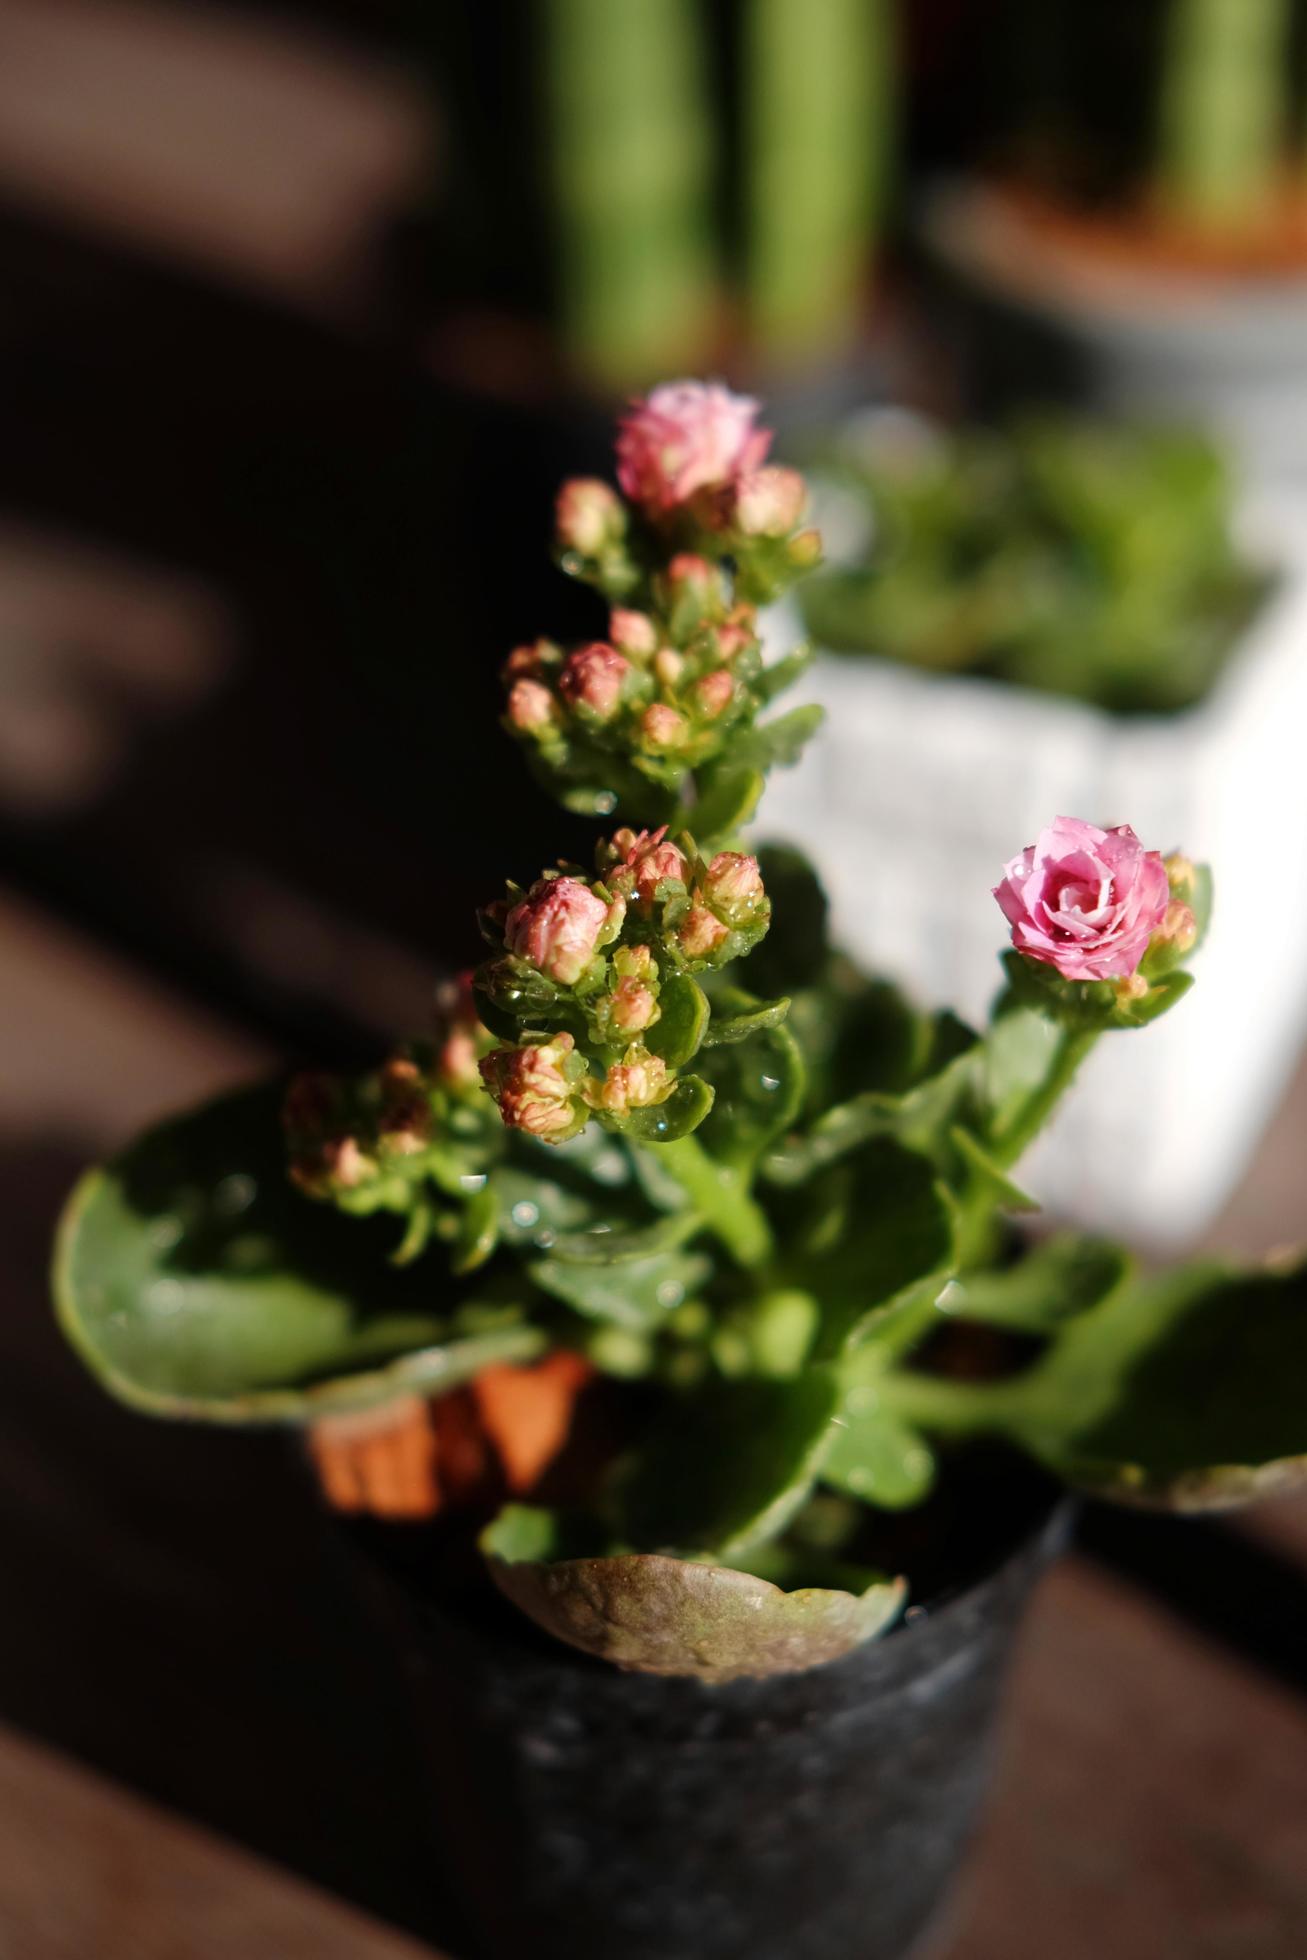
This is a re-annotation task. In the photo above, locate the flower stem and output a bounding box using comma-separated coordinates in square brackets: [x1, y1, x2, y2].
[993, 1025, 1099, 1170]
[655, 1135, 774, 1268]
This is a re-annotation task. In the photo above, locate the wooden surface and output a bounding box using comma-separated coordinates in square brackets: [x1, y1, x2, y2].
[2, 888, 1307, 1958]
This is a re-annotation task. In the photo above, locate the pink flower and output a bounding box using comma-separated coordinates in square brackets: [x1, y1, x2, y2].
[559, 642, 631, 721]
[732, 465, 807, 538]
[994, 818, 1170, 982]
[480, 1036, 582, 1138]
[616, 381, 771, 516]
[505, 876, 613, 984]
[715, 617, 756, 662]
[555, 478, 624, 557]
[609, 608, 658, 658]
[502, 638, 557, 680]
[506, 678, 557, 732]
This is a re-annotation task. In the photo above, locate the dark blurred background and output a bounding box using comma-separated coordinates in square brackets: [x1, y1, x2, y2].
[4, 3, 1307, 1955]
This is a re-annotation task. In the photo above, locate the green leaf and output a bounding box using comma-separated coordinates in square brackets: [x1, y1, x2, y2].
[450, 1178, 499, 1275]
[620, 1074, 715, 1143]
[482, 1507, 906, 1682]
[52, 1084, 545, 1423]
[823, 1402, 937, 1510]
[802, 1139, 958, 1357]
[1006, 1257, 1307, 1508]
[686, 761, 765, 844]
[745, 846, 830, 994]
[755, 641, 814, 704]
[546, 1210, 702, 1264]
[733, 703, 826, 772]
[696, 1019, 806, 1168]
[531, 1248, 712, 1333]
[1110, 970, 1195, 1029]
[935, 1235, 1129, 1333]
[948, 1126, 1038, 1213]
[621, 1371, 844, 1559]
[645, 971, 710, 1068]
[765, 1024, 978, 1186]
[702, 993, 792, 1047]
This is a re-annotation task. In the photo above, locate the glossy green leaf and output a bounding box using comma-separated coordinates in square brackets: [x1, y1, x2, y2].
[822, 1401, 937, 1510]
[645, 971, 710, 1067]
[697, 1019, 806, 1168]
[547, 1210, 701, 1264]
[803, 1139, 958, 1357]
[686, 761, 765, 844]
[733, 702, 826, 771]
[620, 1074, 715, 1143]
[482, 1507, 906, 1681]
[754, 641, 814, 704]
[621, 1370, 843, 1559]
[531, 1248, 711, 1333]
[765, 1026, 978, 1187]
[52, 1084, 545, 1423]
[701, 993, 792, 1048]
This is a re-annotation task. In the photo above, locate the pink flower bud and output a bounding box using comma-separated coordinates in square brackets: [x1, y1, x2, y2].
[590, 1052, 670, 1115]
[788, 528, 823, 571]
[994, 817, 1170, 983]
[679, 904, 730, 960]
[481, 1035, 583, 1139]
[324, 1136, 373, 1189]
[666, 552, 717, 597]
[615, 381, 771, 517]
[704, 851, 765, 914]
[1157, 900, 1198, 954]
[559, 642, 631, 722]
[609, 608, 658, 658]
[609, 976, 658, 1033]
[654, 648, 685, 686]
[505, 876, 613, 984]
[695, 669, 735, 718]
[609, 825, 688, 908]
[641, 704, 689, 751]
[437, 1028, 482, 1092]
[1165, 852, 1197, 895]
[732, 465, 808, 537]
[715, 618, 756, 662]
[507, 678, 558, 733]
[502, 638, 557, 680]
[555, 477, 625, 557]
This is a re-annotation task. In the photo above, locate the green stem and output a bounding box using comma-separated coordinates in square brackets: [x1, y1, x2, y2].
[992, 1025, 1099, 1173]
[655, 1135, 774, 1269]
[879, 1366, 1023, 1439]
[1158, 0, 1291, 229]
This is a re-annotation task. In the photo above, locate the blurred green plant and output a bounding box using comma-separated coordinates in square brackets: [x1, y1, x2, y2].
[800, 416, 1266, 713]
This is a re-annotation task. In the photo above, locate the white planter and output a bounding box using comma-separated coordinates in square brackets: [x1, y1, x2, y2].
[762, 493, 1307, 1247]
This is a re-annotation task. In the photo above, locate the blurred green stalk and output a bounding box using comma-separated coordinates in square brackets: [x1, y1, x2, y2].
[743, 0, 892, 364]
[1157, 0, 1291, 228]
[542, 0, 716, 388]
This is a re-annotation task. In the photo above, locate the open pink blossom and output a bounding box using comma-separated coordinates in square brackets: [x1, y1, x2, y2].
[616, 381, 770, 516]
[505, 877, 613, 984]
[609, 825, 688, 908]
[994, 818, 1169, 982]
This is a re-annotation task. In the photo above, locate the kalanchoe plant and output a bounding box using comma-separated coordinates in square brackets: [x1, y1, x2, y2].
[53, 381, 1307, 1684]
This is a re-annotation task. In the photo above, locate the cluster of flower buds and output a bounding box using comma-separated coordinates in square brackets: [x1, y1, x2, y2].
[506, 381, 823, 824]
[283, 976, 500, 1219]
[475, 827, 771, 1144]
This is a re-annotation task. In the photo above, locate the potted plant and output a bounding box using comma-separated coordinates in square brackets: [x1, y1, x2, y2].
[765, 407, 1307, 1244]
[921, 0, 1307, 485]
[53, 382, 1307, 1960]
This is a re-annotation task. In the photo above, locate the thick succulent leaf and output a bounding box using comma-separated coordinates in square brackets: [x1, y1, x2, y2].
[1009, 1257, 1307, 1508]
[947, 1127, 1038, 1213]
[686, 761, 765, 844]
[822, 1402, 937, 1510]
[787, 1139, 957, 1358]
[701, 993, 792, 1048]
[732, 703, 826, 771]
[483, 1507, 906, 1681]
[981, 1000, 1062, 1143]
[754, 640, 814, 704]
[530, 1248, 711, 1333]
[621, 1074, 715, 1142]
[935, 1235, 1129, 1333]
[747, 845, 830, 994]
[620, 1371, 843, 1559]
[546, 1210, 701, 1264]
[52, 1084, 544, 1423]
[645, 971, 710, 1067]
[696, 1019, 806, 1168]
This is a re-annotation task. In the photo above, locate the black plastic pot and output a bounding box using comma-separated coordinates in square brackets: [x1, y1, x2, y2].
[347, 1468, 1067, 1960]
